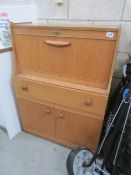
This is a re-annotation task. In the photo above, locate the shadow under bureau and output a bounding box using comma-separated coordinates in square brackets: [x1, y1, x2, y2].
[11, 23, 120, 151]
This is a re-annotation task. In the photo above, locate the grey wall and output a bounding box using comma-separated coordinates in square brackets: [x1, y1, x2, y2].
[0, 0, 131, 78]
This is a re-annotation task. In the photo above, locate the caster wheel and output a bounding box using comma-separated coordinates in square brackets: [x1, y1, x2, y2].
[66, 147, 95, 175]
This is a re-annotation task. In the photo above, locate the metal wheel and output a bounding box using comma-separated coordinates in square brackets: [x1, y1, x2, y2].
[66, 147, 95, 175]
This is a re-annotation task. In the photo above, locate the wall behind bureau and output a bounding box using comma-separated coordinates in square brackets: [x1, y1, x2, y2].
[0, 0, 131, 79]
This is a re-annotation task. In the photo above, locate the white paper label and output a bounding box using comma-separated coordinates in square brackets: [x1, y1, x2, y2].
[106, 32, 114, 38]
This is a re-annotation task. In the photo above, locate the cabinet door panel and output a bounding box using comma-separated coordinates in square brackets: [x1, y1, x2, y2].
[56, 109, 103, 150]
[39, 105, 56, 138]
[14, 34, 115, 88]
[17, 99, 55, 139]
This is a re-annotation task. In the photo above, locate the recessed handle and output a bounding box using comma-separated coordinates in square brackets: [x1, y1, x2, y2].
[45, 40, 70, 47]
[21, 85, 28, 91]
[85, 99, 92, 106]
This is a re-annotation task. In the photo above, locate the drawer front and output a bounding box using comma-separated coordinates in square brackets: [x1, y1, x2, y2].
[18, 99, 56, 139]
[14, 78, 108, 116]
[55, 108, 103, 150]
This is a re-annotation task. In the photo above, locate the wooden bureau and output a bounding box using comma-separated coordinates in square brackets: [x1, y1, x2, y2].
[11, 23, 120, 150]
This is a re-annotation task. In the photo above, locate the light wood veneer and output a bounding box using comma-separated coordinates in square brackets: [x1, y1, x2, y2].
[11, 23, 120, 150]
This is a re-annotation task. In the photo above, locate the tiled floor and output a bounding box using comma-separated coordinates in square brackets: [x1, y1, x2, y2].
[0, 129, 70, 175]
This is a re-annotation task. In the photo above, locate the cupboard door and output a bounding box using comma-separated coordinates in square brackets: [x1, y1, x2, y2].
[38, 105, 56, 139]
[55, 109, 103, 150]
[17, 99, 56, 139]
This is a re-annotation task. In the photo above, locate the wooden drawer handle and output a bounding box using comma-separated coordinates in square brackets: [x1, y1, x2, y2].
[21, 85, 28, 91]
[45, 40, 70, 47]
[85, 99, 92, 106]
[46, 109, 51, 114]
[59, 113, 65, 119]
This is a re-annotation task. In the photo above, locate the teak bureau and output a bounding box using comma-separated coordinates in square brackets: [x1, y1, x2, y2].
[11, 23, 120, 150]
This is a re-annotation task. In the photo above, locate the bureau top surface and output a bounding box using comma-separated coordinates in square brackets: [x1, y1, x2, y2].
[11, 23, 120, 32]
